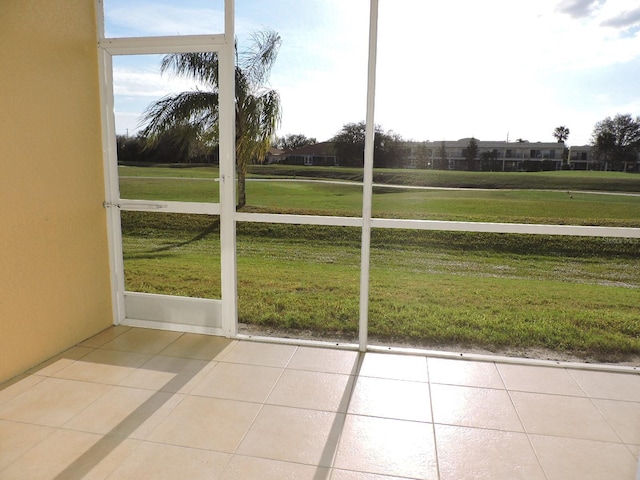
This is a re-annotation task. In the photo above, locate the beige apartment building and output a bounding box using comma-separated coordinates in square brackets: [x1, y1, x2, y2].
[406, 138, 566, 171]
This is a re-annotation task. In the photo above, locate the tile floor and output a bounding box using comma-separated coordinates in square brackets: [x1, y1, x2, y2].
[0, 326, 639, 479]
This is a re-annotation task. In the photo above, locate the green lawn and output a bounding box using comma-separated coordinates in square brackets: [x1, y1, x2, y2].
[248, 164, 640, 192]
[119, 167, 640, 226]
[118, 167, 640, 360]
[119, 165, 219, 178]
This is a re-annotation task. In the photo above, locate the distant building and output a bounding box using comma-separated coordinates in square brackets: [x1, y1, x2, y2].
[404, 139, 565, 171]
[567, 145, 592, 170]
[273, 138, 639, 172]
[568, 145, 640, 172]
[279, 141, 339, 166]
[264, 147, 285, 164]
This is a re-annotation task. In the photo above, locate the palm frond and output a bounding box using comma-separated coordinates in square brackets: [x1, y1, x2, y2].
[139, 90, 219, 141]
[160, 52, 219, 86]
[238, 29, 281, 88]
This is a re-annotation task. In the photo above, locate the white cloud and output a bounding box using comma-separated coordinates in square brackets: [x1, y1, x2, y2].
[105, 1, 224, 36]
[556, 0, 602, 18]
[601, 6, 640, 28]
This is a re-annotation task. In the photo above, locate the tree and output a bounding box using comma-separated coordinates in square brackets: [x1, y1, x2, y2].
[415, 144, 431, 169]
[140, 29, 282, 208]
[480, 149, 500, 171]
[274, 133, 317, 151]
[436, 141, 448, 169]
[465, 137, 479, 171]
[591, 114, 640, 171]
[116, 130, 212, 164]
[331, 121, 405, 168]
[553, 126, 570, 143]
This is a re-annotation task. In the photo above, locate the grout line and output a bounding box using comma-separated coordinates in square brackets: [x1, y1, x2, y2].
[587, 396, 629, 446]
[503, 381, 551, 480]
[227, 345, 299, 458]
[319, 350, 364, 478]
[425, 356, 442, 480]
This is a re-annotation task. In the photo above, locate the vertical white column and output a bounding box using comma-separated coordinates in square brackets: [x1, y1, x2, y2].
[219, 0, 238, 337]
[358, 0, 379, 351]
[96, 0, 126, 325]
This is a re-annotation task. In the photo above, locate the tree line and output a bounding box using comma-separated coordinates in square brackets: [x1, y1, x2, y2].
[591, 114, 640, 171]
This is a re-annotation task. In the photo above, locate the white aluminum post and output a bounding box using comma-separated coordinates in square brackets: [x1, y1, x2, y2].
[359, 0, 379, 351]
[96, 0, 126, 325]
[219, 0, 238, 337]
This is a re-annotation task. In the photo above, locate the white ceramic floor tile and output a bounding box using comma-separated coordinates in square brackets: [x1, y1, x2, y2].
[220, 455, 329, 480]
[78, 326, 131, 348]
[358, 353, 428, 382]
[158, 333, 235, 361]
[63, 385, 182, 440]
[52, 349, 151, 385]
[4, 328, 639, 480]
[428, 357, 504, 389]
[27, 346, 95, 377]
[510, 391, 620, 442]
[220, 341, 297, 367]
[100, 328, 182, 355]
[592, 398, 640, 444]
[347, 376, 431, 422]
[237, 404, 344, 467]
[333, 415, 437, 478]
[0, 420, 54, 470]
[147, 395, 261, 452]
[118, 354, 214, 394]
[0, 377, 110, 427]
[330, 470, 407, 479]
[531, 434, 638, 480]
[107, 441, 230, 480]
[191, 362, 283, 403]
[569, 369, 640, 402]
[431, 383, 523, 431]
[0, 429, 139, 480]
[497, 364, 585, 396]
[267, 369, 353, 412]
[288, 347, 360, 375]
[0, 374, 44, 407]
[435, 424, 546, 480]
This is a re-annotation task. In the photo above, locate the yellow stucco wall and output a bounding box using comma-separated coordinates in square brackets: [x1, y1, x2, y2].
[0, 0, 112, 382]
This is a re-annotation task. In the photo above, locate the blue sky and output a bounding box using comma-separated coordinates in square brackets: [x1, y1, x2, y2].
[105, 0, 640, 146]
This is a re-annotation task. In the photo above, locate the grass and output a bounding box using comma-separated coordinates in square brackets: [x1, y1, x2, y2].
[120, 167, 640, 226]
[248, 164, 640, 192]
[121, 212, 640, 360]
[118, 166, 640, 360]
[120, 164, 640, 192]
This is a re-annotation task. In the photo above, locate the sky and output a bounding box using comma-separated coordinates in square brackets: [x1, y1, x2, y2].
[105, 0, 640, 146]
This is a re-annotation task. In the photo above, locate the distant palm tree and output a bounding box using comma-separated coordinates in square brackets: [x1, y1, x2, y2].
[140, 30, 282, 208]
[553, 125, 570, 143]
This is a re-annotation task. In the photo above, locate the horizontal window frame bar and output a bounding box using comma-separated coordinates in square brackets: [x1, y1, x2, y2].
[117, 199, 221, 215]
[100, 34, 225, 55]
[234, 212, 640, 238]
[235, 212, 362, 227]
[370, 218, 640, 238]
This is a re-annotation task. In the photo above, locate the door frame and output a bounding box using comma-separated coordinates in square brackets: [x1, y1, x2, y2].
[96, 0, 237, 337]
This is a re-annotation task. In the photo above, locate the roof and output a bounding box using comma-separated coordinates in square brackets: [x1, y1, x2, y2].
[284, 141, 335, 156]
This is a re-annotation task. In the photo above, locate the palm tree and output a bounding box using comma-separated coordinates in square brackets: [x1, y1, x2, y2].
[140, 29, 282, 208]
[553, 126, 570, 143]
